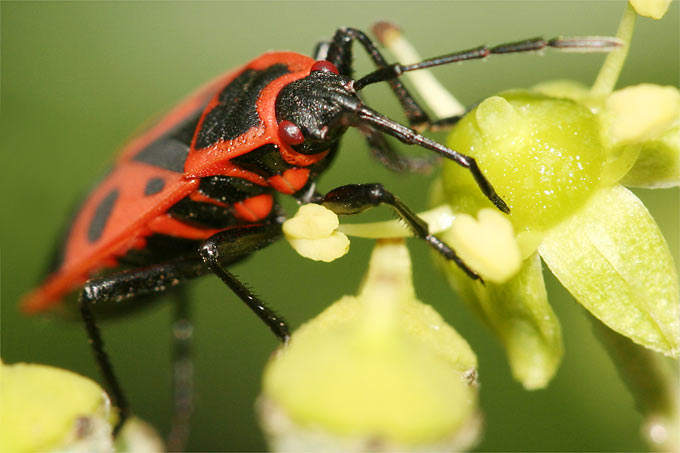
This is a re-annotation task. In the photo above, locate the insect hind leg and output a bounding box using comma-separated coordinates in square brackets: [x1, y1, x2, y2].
[79, 257, 209, 433]
[167, 286, 194, 452]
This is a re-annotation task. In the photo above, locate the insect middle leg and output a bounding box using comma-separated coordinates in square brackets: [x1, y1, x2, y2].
[198, 223, 289, 341]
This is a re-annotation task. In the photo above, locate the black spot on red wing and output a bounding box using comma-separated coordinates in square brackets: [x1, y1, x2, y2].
[43, 167, 116, 276]
[133, 139, 189, 173]
[144, 177, 166, 196]
[88, 189, 119, 243]
[132, 110, 201, 172]
[194, 64, 291, 149]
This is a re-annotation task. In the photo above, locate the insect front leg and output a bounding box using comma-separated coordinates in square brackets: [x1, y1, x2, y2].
[319, 183, 480, 281]
[324, 27, 433, 130]
[321, 28, 468, 175]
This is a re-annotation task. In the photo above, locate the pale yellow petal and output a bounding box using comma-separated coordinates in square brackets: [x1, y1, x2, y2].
[287, 232, 350, 262]
[447, 209, 521, 284]
[606, 84, 680, 145]
[283, 203, 339, 239]
[629, 0, 671, 19]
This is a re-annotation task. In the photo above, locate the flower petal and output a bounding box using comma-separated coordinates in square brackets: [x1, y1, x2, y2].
[283, 203, 340, 239]
[629, 0, 672, 19]
[437, 243, 563, 390]
[620, 123, 680, 188]
[286, 233, 350, 263]
[447, 208, 521, 284]
[539, 185, 680, 356]
[283, 204, 350, 262]
[606, 84, 679, 146]
[115, 417, 165, 453]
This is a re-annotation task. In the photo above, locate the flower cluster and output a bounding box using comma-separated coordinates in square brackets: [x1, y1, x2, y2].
[434, 1, 679, 389]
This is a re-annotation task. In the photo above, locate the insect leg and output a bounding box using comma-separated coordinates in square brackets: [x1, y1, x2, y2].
[323, 28, 467, 174]
[325, 27, 431, 130]
[320, 183, 479, 280]
[199, 223, 289, 341]
[79, 257, 208, 433]
[167, 286, 193, 452]
[360, 125, 437, 174]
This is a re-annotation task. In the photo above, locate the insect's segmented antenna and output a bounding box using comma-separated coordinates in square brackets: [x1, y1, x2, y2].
[547, 36, 624, 52]
[355, 36, 622, 90]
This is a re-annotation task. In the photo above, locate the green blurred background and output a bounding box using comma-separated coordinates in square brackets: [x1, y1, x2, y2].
[2, 1, 678, 451]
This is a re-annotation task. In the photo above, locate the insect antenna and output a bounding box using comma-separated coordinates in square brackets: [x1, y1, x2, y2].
[354, 35, 622, 90]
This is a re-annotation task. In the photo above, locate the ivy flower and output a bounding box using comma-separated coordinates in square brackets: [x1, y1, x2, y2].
[382, 1, 679, 391]
[442, 5, 679, 391]
[259, 240, 481, 451]
[0, 360, 164, 452]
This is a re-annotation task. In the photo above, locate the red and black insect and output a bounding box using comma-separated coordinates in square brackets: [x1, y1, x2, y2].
[22, 27, 616, 447]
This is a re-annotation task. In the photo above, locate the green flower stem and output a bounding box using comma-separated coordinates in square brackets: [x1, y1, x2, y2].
[592, 319, 679, 452]
[591, 2, 637, 97]
[337, 205, 455, 238]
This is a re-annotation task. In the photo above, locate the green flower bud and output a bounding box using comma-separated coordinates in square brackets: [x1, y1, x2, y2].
[0, 361, 114, 453]
[442, 91, 605, 233]
[259, 241, 481, 451]
[0, 361, 165, 453]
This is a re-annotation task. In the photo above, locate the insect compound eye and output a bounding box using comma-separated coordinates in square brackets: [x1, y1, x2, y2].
[278, 120, 305, 146]
[310, 60, 339, 75]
